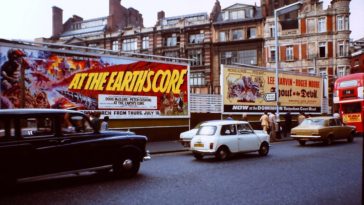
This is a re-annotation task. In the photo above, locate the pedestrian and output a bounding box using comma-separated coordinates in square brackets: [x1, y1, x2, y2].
[226, 115, 233, 120]
[268, 112, 277, 142]
[259, 112, 269, 133]
[101, 116, 109, 131]
[91, 111, 101, 132]
[333, 110, 340, 119]
[283, 111, 292, 138]
[297, 112, 306, 125]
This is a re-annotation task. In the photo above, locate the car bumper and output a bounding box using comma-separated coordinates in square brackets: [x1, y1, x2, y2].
[192, 149, 216, 156]
[291, 135, 322, 141]
[143, 150, 151, 161]
[179, 140, 191, 148]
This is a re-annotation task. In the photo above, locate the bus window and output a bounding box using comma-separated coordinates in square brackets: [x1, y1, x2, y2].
[341, 102, 361, 113]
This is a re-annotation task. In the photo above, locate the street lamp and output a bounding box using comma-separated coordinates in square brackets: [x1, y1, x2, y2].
[274, 1, 303, 119]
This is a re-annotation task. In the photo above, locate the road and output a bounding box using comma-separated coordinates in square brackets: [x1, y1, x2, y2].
[0, 138, 362, 205]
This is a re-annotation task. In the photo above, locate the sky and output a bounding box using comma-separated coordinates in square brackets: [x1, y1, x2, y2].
[0, 0, 362, 41]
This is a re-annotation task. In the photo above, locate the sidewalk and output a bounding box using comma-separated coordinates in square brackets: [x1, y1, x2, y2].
[147, 137, 293, 154]
[147, 140, 188, 154]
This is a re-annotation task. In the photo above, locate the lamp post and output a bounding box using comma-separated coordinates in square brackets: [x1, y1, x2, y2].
[274, 1, 303, 119]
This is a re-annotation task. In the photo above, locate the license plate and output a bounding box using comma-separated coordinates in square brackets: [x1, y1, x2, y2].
[194, 143, 204, 147]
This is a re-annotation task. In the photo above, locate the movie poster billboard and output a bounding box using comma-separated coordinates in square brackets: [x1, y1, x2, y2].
[0, 44, 189, 119]
[222, 65, 323, 114]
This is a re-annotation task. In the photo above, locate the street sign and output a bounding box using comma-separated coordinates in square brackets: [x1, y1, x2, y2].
[264, 93, 276, 102]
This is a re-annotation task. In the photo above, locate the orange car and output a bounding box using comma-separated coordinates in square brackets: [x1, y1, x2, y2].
[290, 116, 356, 146]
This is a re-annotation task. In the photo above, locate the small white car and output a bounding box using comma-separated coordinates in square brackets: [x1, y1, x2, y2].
[179, 125, 199, 148]
[179, 120, 219, 148]
[190, 120, 270, 160]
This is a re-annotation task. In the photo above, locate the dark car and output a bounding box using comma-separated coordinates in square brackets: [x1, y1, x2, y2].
[0, 109, 150, 185]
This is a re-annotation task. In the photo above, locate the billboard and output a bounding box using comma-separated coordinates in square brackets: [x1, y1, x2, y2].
[0, 44, 189, 119]
[222, 65, 323, 114]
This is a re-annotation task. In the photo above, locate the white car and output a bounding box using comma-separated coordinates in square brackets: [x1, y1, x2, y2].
[179, 126, 199, 148]
[190, 120, 270, 160]
[179, 120, 219, 148]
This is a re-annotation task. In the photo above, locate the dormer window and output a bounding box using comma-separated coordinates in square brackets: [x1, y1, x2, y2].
[249, 8, 254, 18]
[222, 12, 229, 21]
[230, 10, 244, 20]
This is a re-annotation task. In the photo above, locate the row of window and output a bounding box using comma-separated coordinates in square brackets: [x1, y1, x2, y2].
[71, 19, 107, 31]
[110, 33, 206, 52]
[268, 40, 349, 62]
[219, 28, 257, 41]
[220, 50, 257, 65]
[113, 37, 150, 51]
[307, 66, 348, 78]
[106, 15, 349, 53]
[308, 15, 349, 33]
[266, 15, 349, 38]
[107, 27, 257, 52]
[221, 8, 255, 21]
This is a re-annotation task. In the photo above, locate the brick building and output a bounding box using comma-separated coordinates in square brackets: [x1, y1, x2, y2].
[263, 0, 351, 112]
[350, 37, 364, 73]
[210, 2, 265, 94]
[43, 0, 352, 113]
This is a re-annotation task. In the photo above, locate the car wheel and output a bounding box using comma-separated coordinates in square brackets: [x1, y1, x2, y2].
[299, 140, 306, 146]
[113, 151, 141, 178]
[347, 132, 355, 143]
[259, 143, 269, 156]
[193, 153, 203, 160]
[215, 147, 230, 160]
[323, 136, 333, 145]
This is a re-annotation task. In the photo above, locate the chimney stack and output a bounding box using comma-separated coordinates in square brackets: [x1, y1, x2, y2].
[158, 11, 165, 21]
[52, 6, 63, 37]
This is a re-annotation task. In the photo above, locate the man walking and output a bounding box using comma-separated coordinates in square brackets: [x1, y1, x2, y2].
[284, 111, 292, 138]
[268, 112, 277, 142]
[260, 112, 269, 133]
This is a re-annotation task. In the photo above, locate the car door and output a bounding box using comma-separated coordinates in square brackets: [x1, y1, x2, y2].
[56, 113, 105, 171]
[335, 119, 351, 138]
[17, 115, 63, 177]
[218, 124, 238, 153]
[328, 119, 340, 139]
[237, 123, 260, 152]
[0, 117, 37, 179]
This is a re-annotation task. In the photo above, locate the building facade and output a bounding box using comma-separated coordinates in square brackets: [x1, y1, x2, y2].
[350, 37, 364, 73]
[42, 0, 352, 113]
[263, 0, 351, 112]
[211, 3, 265, 94]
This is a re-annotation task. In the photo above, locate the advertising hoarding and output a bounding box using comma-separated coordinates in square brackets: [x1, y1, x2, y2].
[222, 65, 323, 114]
[0, 44, 189, 119]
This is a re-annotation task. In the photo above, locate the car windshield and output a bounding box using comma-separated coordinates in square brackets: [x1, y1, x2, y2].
[197, 125, 216, 136]
[193, 121, 204, 129]
[300, 119, 325, 126]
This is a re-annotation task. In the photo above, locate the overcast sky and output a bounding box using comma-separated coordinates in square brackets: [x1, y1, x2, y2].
[0, 0, 362, 41]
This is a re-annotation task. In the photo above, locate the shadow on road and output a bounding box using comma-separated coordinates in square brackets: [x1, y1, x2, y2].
[191, 152, 270, 163]
[0, 170, 146, 196]
[294, 140, 356, 148]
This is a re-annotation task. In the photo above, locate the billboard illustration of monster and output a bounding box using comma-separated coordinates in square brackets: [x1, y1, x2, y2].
[0, 45, 189, 119]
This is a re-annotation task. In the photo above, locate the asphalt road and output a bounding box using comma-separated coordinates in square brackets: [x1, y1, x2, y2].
[0, 138, 362, 205]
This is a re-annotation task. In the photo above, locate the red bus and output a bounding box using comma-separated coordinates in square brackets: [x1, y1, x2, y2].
[334, 73, 364, 133]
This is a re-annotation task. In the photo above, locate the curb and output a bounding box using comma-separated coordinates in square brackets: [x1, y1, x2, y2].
[148, 138, 295, 155]
[150, 149, 189, 155]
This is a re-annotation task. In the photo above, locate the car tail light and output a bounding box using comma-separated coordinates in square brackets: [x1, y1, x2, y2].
[209, 143, 214, 149]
